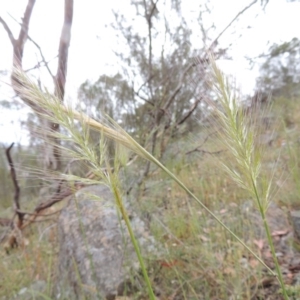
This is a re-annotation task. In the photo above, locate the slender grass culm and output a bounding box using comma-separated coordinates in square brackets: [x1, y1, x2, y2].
[206, 55, 288, 299]
[12, 64, 287, 298]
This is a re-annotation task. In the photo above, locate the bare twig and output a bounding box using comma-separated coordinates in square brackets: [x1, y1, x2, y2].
[16, 0, 36, 57]
[1, 0, 41, 114]
[27, 37, 56, 79]
[176, 98, 202, 126]
[0, 17, 15, 44]
[161, 0, 253, 113]
[8, 13, 55, 79]
[20, 187, 75, 230]
[16, 207, 63, 217]
[134, 74, 156, 106]
[24, 55, 57, 73]
[208, 0, 258, 51]
[186, 149, 225, 155]
[185, 131, 224, 155]
[5, 143, 24, 227]
[143, 0, 159, 99]
[163, 64, 194, 111]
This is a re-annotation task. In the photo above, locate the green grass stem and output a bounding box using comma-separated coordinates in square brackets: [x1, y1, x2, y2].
[208, 55, 288, 299]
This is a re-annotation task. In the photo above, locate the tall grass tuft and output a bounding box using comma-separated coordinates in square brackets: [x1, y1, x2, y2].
[207, 55, 288, 299]
[12, 69, 157, 299]
[12, 64, 285, 298]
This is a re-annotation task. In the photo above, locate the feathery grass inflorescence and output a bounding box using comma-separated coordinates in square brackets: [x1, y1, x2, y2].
[13, 66, 282, 297]
[12, 69, 157, 299]
[207, 55, 288, 299]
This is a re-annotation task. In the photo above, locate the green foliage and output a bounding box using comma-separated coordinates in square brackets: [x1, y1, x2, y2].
[257, 37, 300, 98]
[78, 0, 215, 163]
[78, 74, 133, 122]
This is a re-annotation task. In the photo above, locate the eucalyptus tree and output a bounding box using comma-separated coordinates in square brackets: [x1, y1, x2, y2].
[78, 0, 226, 185]
[256, 38, 300, 98]
[0, 0, 73, 171]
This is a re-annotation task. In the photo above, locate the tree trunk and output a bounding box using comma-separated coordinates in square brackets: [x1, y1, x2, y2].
[0, 0, 74, 171]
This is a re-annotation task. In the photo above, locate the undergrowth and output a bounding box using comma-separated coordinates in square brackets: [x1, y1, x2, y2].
[1, 62, 300, 299]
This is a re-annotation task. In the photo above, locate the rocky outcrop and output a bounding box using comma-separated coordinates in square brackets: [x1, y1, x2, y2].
[55, 185, 159, 300]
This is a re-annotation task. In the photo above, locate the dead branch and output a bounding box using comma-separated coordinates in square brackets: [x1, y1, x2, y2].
[1, 150, 86, 251]
[5, 143, 24, 227]
[163, 64, 194, 111]
[1, 0, 53, 116]
[20, 182, 84, 230]
[143, 0, 159, 98]
[208, 0, 258, 52]
[1, 0, 74, 171]
[176, 98, 202, 126]
[7, 13, 55, 79]
[18, 154, 135, 229]
[192, 1, 259, 72]
[0, 17, 15, 44]
[185, 131, 225, 155]
[186, 149, 225, 156]
[134, 74, 156, 106]
[2, 142, 24, 251]
[24, 55, 57, 73]
[15, 0, 36, 62]
[0, 0, 40, 113]
[27, 37, 56, 79]
[16, 207, 62, 218]
[34, 187, 75, 213]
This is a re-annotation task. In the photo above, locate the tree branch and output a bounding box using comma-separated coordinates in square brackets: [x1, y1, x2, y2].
[143, 0, 159, 99]
[7, 12, 58, 82]
[208, 0, 258, 51]
[0, 17, 15, 45]
[176, 98, 201, 126]
[5, 143, 24, 227]
[134, 74, 156, 106]
[24, 55, 57, 74]
[163, 63, 194, 110]
[54, 0, 73, 99]
[159, 1, 233, 115]
[185, 131, 225, 155]
[8, 0, 41, 112]
[14, 0, 36, 67]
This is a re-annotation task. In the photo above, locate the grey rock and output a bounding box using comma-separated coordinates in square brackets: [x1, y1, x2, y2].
[55, 185, 160, 300]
